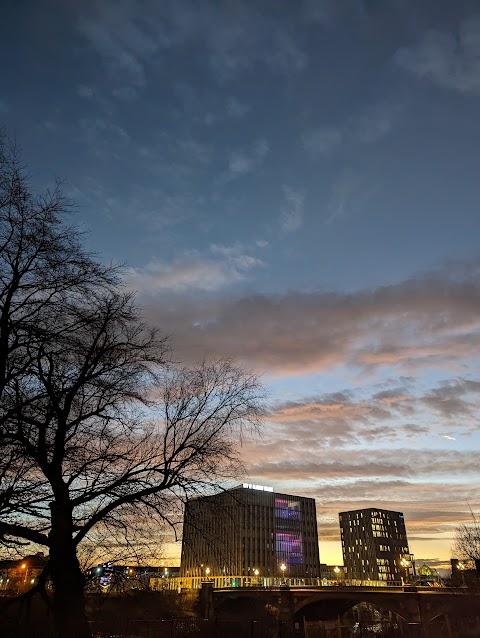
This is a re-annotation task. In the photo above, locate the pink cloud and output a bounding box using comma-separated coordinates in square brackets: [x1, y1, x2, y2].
[141, 266, 480, 376]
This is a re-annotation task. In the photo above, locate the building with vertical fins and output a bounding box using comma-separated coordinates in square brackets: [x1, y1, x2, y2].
[339, 508, 412, 582]
[180, 484, 321, 580]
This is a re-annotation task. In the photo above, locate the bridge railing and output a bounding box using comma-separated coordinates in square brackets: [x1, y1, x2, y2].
[150, 576, 405, 591]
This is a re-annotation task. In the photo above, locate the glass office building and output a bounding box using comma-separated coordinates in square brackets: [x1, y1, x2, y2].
[180, 484, 321, 579]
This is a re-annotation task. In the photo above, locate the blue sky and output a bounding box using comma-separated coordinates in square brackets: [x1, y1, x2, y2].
[2, 0, 480, 568]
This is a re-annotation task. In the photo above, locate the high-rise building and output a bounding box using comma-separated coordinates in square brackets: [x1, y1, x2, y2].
[180, 484, 321, 579]
[339, 508, 412, 582]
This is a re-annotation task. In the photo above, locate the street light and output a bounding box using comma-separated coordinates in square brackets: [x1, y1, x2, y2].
[333, 566, 340, 580]
[21, 563, 28, 586]
[280, 563, 286, 584]
[205, 567, 211, 578]
[400, 558, 411, 584]
[457, 562, 466, 586]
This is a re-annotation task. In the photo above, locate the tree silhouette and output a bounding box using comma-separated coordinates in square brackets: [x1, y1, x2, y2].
[0, 135, 264, 637]
[454, 511, 480, 569]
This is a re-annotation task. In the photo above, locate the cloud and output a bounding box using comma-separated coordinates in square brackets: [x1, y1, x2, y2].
[76, 0, 308, 91]
[112, 86, 139, 101]
[134, 134, 214, 185]
[77, 85, 94, 99]
[420, 379, 480, 418]
[210, 242, 264, 271]
[176, 138, 212, 166]
[140, 261, 480, 376]
[263, 389, 427, 450]
[128, 259, 240, 293]
[266, 28, 307, 73]
[326, 170, 378, 224]
[302, 127, 342, 156]
[77, 4, 160, 88]
[99, 189, 200, 233]
[78, 117, 130, 157]
[280, 186, 304, 233]
[257, 380, 478, 455]
[352, 102, 400, 144]
[302, 99, 402, 162]
[395, 14, 480, 94]
[244, 448, 480, 509]
[245, 447, 480, 499]
[194, 3, 307, 78]
[226, 97, 251, 118]
[227, 139, 269, 178]
[128, 242, 264, 293]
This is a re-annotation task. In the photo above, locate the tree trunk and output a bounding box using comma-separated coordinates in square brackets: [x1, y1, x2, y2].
[49, 502, 90, 638]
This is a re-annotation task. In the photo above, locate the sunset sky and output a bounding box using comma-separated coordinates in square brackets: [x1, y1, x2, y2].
[2, 0, 480, 569]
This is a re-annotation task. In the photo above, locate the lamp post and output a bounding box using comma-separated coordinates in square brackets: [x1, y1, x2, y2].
[457, 562, 466, 587]
[280, 562, 286, 584]
[333, 566, 340, 581]
[21, 563, 29, 590]
[400, 558, 411, 584]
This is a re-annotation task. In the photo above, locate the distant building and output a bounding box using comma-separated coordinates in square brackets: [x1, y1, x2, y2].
[415, 563, 441, 586]
[86, 564, 179, 592]
[320, 563, 345, 581]
[0, 553, 47, 593]
[180, 484, 321, 579]
[339, 508, 412, 582]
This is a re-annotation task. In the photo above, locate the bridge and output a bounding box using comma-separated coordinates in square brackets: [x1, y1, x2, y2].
[198, 582, 480, 637]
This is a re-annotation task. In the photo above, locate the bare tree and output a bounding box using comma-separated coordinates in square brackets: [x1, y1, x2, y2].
[0, 136, 264, 637]
[453, 511, 480, 566]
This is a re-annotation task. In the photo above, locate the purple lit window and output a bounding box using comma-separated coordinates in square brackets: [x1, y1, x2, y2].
[276, 532, 304, 564]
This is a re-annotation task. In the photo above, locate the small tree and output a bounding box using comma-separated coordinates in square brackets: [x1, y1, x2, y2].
[453, 512, 480, 568]
[0, 136, 264, 637]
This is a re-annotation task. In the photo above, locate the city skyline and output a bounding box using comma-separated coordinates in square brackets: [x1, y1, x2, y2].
[1, 0, 480, 570]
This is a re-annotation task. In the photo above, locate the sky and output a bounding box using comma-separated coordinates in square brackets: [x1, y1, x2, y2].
[1, 0, 480, 570]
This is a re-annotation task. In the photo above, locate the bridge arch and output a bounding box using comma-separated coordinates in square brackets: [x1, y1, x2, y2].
[293, 592, 410, 624]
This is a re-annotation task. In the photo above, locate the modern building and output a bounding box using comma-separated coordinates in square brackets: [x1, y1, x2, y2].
[180, 484, 321, 579]
[339, 508, 412, 582]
